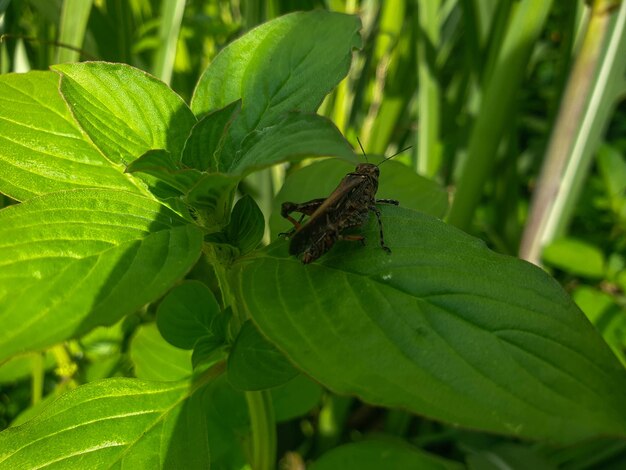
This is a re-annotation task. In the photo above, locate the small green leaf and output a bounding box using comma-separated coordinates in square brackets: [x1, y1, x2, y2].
[182, 100, 242, 171]
[543, 238, 605, 278]
[271, 374, 323, 422]
[0, 71, 139, 201]
[225, 195, 265, 254]
[309, 440, 463, 470]
[227, 320, 299, 391]
[186, 173, 240, 230]
[234, 206, 626, 443]
[53, 62, 197, 165]
[0, 189, 203, 362]
[126, 149, 204, 196]
[192, 335, 226, 369]
[0, 377, 213, 468]
[597, 145, 626, 208]
[130, 323, 192, 381]
[225, 113, 355, 174]
[574, 286, 626, 367]
[270, 158, 448, 237]
[157, 281, 223, 350]
[466, 443, 556, 470]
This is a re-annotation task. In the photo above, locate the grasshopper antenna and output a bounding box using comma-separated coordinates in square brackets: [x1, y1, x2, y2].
[377, 145, 413, 166]
[356, 136, 368, 162]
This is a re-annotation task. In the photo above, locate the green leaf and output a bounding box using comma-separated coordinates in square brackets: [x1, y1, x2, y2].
[270, 158, 448, 237]
[226, 113, 354, 174]
[0, 71, 139, 201]
[0, 352, 55, 384]
[203, 375, 248, 468]
[182, 100, 242, 171]
[227, 320, 299, 391]
[543, 238, 606, 278]
[0, 189, 203, 362]
[127, 152, 240, 229]
[309, 439, 463, 470]
[191, 11, 361, 118]
[191, 11, 361, 175]
[130, 323, 192, 381]
[126, 149, 204, 196]
[186, 173, 240, 230]
[271, 374, 323, 422]
[224, 195, 264, 254]
[156, 280, 223, 350]
[192, 335, 227, 369]
[233, 206, 626, 443]
[0, 377, 214, 468]
[574, 286, 626, 367]
[466, 443, 556, 470]
[597, 145, 626, 216]
[52, 62, 197, 165]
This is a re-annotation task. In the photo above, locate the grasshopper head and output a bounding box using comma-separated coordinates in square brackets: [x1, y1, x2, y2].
[355, 163, 379, 177]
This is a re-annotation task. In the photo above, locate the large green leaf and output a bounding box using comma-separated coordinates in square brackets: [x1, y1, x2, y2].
[309, 440, 463, 470]
[0, 71, 140, 201]
[227, 320, 298, 391]
[0, 189, 203, 362]
[233, 206, 626, 443]
[0, 377, 213, 469]
[191, 11, 361, 118]
[52, 62, 197, 165]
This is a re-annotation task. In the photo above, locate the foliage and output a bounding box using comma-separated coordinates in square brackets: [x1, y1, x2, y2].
[1, 1, 626, 469]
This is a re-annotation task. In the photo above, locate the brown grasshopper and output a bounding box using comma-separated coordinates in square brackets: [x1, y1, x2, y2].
[280, 139, 410, 264]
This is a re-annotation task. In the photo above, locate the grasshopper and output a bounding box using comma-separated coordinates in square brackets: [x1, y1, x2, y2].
[280, 140, 410, 264]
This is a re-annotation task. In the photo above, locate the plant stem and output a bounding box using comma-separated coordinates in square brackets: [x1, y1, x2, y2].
[57, 0, 93, 63]
[245, 390, 276, 470]
[519, 0, 626, 264]
[416, 0, 441, 177]
[31, 353, 44, 405]
[152, 0, 186, 85]
[447, 0, 553, 230]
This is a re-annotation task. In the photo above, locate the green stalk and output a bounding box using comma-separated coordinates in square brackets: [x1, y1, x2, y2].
[330, 0, 358, 134]
[245, 390, 276, 470]
[519, 0, 626, 264]
[242, 0, 263, 30]
[416, 0, 441, 177]
[362, 0, 408, 153]
[56, 0, 92, 63]
[152, 0, 186, 84]
[447, 0, 553, 230]
[31, 353, 44, 405]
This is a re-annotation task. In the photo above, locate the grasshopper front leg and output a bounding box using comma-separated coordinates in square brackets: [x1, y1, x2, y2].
[370, 203, 396, 253]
